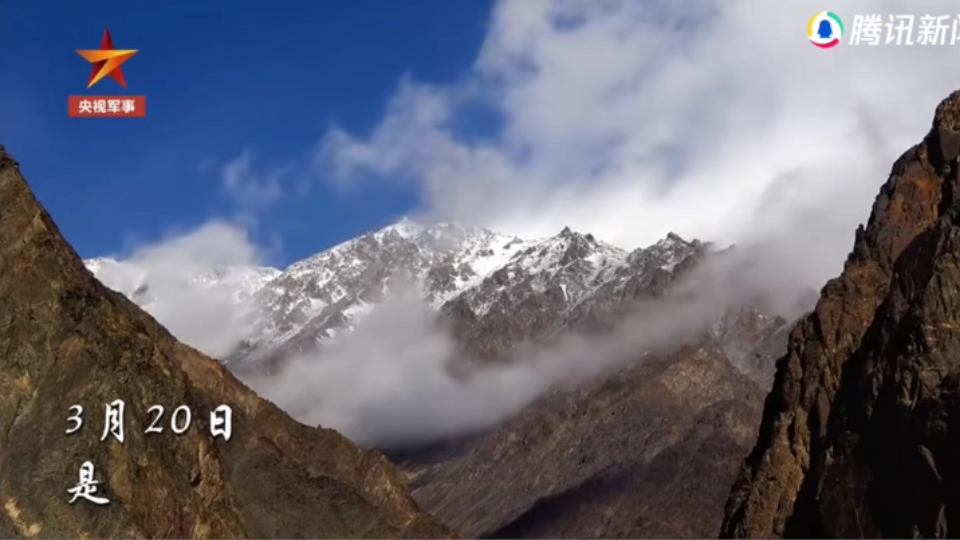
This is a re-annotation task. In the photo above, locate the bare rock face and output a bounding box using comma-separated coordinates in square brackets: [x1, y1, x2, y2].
[405, 340, 766, 539]
[713, 307, 792, 389]
[721, 89, 960, 538]
[396, 245, 792, 538]
[0, 147, 450, 538]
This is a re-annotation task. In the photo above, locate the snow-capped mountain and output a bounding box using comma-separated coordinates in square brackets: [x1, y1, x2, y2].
[224, 219, 699, 370]
[248, 220, 517, 338]
[449, 227, 628, 318]
[223, 219, 543, 368]
[439, 228, 714, 362]
[83, 217, 792, 382]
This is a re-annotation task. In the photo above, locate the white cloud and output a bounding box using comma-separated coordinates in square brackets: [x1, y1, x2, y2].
[246, 246, 813, 450]
[92, 221, 269, 358]
[320, 0, 960, 288]
[220, 149, 285, 220]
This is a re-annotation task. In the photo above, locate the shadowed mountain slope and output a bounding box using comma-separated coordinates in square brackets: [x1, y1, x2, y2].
[406, 340, 767, 539]
[397, 245, 793, 538]
[0, 146, 450, 539]
[721, 89, 960, 538]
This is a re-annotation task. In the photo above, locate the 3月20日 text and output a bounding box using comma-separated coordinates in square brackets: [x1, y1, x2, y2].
[65, 399, 234, 443]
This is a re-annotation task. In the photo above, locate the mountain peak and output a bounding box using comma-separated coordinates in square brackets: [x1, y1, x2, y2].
[934, 88, 960, 131]
[555, 226, 600, 246]
[657, 231, 701, 248]
[378, 216, 425, 239]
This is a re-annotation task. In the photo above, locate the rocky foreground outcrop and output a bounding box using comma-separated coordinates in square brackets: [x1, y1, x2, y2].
[721, 89, 960, 538]
[0, 147, 450, 538]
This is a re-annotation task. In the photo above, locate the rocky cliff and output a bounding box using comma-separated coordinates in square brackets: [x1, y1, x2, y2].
[721, 89, 960, 538]
[0, 146, 450, 538]
[405, 339, 766, 539]
[395, 244, 793, 538]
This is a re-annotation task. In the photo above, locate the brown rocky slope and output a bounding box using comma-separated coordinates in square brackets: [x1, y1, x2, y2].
[721, 88, 960, 538]
[0, 146, 450, 538]
[405, 339, 767, 539]
[397, 245, 794, 538]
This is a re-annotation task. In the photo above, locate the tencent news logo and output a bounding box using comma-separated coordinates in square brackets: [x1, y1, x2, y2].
[809, 12, 960, 49]
[69, 29, 147, 118]
[808, 12, 844, 49]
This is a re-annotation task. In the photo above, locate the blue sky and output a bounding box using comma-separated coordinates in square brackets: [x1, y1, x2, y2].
[1, 0, 493, 266]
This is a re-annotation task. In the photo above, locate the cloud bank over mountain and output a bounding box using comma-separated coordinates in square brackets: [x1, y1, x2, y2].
[247, 252, 793, 449]
[320, 0, 960, 288]
[87, 221, 272, 357]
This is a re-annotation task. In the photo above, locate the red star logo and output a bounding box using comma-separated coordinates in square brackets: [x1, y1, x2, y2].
[76, 29, 138, 89]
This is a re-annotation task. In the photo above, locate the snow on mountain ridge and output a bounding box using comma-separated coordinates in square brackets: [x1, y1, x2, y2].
[375, 216, 424, 240]
[451, 226, 631, 317]
[81, 218, 708, 370]
[228, 219, 526, 365]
